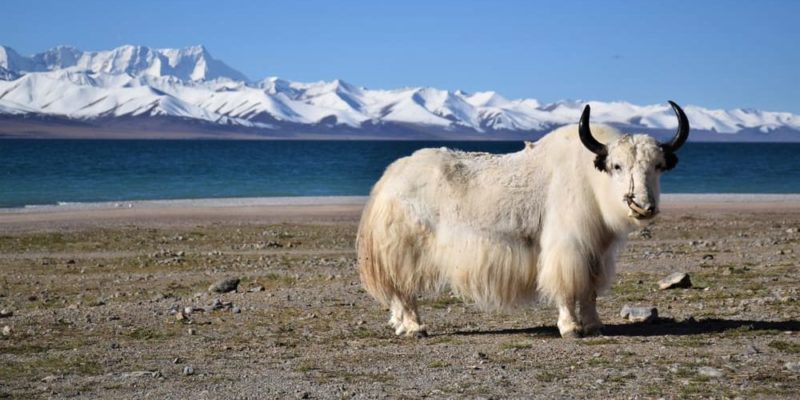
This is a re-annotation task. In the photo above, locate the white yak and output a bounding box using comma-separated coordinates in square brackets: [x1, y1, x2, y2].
[357, 101, 689, 338]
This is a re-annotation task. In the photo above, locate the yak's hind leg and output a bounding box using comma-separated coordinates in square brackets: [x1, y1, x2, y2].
[578, 290, 603, 336]
[388, 296, 427, 338]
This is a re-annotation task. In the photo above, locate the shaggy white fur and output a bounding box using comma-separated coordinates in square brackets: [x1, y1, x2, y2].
[357, 123, 670, 338]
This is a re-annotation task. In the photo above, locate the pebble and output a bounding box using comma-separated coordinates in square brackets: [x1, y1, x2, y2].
[620, 305, 658, 323]
[232, 307, 241, 314]
[183, 366, 194, 376]
[2, 325, 11, 336]
[188, 328, 196, 335]
[210, 298, 236, 312]
[248, 285, 265, 293]
[785, 362, 800, 373]
[698, 366, 724, 378]
[120, 370, 160, 379]
[658, 272, 692, 290]
[0, 309, 12, 318]
[744, 345, 760, 355]
[209, 277, 240, 293]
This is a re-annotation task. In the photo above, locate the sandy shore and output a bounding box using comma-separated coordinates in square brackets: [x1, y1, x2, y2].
[1, 194, 799, 398]
[1, 194, 798, 232]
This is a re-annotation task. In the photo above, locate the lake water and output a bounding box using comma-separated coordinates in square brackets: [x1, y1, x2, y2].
[1, 140, 799, 208]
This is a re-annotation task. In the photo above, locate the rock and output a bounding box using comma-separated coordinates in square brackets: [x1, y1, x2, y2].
[633, 227, 652, 239]
[183, 366, 195, 376]
[0, 309, 12, 318]
[698, 366, 724, 378]
[659, 272, 692, 290]
[210, 298, 233, 311]
[119, 370, 160, 379]
[702, 254, 714, 260]
[188, 328, 196, 335]
[620, 305, 658, 323]
[41, 375, 58, 383]
[786, 362, 800, 373]
[232, 307, 241, 314]
[744, 345, 760, 355]
[209, 277, 240, 293]
[1, 325, 11, 336]
[248, 285, 265, 293]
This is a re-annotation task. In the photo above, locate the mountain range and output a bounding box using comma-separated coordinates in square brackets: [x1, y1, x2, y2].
[1, 44, 798, 140]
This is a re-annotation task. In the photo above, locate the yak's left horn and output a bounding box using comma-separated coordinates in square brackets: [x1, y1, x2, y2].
[578, 105, 607, 156]
[662, 100, 690, 152]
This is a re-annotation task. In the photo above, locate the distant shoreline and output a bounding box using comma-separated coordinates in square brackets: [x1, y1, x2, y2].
[1, 193, 798, 234]
[2, 193, 800, 214]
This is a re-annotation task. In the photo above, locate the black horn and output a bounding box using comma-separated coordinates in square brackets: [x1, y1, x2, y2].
[579, 104, 608, 172]
[663, 100, 690, 152]
[579, 105, 607, 155]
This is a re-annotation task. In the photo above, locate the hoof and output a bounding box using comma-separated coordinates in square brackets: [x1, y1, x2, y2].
[560, 330, 582, 339]
[582, 325, 604, 337]
[414, 330, 429, 339]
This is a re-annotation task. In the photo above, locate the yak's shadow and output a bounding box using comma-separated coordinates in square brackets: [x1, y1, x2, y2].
[450, 318, 800, 338]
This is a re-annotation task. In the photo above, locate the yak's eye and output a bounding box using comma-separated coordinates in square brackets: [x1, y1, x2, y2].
[656, 163, 666, 171]
[613, 164, 622, 171]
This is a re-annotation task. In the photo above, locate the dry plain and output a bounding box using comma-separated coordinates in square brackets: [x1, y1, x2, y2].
[0, 195, 798, 399]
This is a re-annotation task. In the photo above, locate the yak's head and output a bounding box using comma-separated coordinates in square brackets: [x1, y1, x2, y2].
[579, 101, 689, 221]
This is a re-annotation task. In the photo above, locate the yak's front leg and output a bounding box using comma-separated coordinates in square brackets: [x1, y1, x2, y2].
[579, 290, 603, 336]
[556, 296, 581, 338]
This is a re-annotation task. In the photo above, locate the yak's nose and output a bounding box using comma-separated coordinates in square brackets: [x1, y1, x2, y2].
[624, 194, 658, 219]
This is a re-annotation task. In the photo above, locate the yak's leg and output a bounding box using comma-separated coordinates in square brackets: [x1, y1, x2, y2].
[388, 298, 403, 331]
[579, 290, 603, 336]
[388, 296, 427, 338]
[556, 296, 581, 338]
[540, 246, 586, 338]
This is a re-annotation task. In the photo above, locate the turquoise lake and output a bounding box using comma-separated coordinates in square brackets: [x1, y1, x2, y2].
[1, 140, 799, 208]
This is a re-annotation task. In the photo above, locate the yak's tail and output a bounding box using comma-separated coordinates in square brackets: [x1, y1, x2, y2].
[356, 195, 395, 306]
[357, 192, 437, 307]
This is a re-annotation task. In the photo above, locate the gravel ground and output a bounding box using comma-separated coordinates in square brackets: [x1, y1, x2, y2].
[0, 205, 798, 399]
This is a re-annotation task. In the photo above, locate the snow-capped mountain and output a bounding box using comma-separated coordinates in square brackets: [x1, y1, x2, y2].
[1, 44, 798, 140]
[0, 44, 247, 82]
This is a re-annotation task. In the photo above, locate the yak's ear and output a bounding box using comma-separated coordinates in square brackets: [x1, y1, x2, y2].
[663, 152, 678, 170]
[594, 154, 608, 172]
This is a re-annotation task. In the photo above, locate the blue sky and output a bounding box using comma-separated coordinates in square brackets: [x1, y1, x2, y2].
[3, 0, 798, 113]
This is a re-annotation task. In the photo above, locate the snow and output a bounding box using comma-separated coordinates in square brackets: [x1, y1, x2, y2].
[1, 44, 798, 136]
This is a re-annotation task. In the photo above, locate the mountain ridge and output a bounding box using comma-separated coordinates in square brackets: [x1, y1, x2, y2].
[1, 44, 798, 140]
